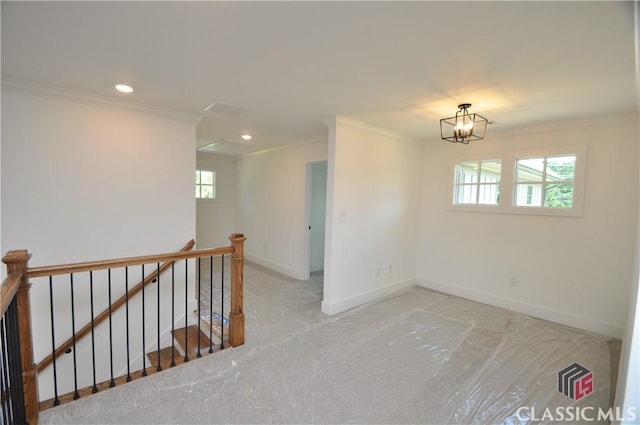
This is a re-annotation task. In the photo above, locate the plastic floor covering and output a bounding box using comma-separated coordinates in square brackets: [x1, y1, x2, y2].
[39, 261, 617, 424]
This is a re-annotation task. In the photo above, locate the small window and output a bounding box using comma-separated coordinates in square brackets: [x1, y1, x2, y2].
[195, 170, 216, 199]
[454, 160, 501, 205]
[448, 146, 585, 217]
[514, 155, 576, 208]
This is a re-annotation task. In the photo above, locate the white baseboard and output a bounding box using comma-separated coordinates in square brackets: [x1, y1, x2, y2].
[321, 278, 416, 316]
[245, 253, 308, 280]
[417, 277, 623, 338]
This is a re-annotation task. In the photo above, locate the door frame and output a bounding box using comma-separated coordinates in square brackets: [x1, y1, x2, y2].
[304, 160, 328, 280]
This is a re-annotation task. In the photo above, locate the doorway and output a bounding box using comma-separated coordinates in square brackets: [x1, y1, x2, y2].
[306, 161, 328, 277]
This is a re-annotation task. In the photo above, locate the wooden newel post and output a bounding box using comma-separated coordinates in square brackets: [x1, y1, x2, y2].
[3, 250, 39, 425]
[228, 233, 246, 347]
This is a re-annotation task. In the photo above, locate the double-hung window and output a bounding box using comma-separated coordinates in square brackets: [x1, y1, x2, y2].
[514, 155, 576, 208]
[195, 169, 216, 200]
[454, 160, 501, 205]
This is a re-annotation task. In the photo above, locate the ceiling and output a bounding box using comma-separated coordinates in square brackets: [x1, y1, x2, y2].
[2, 1, 637, 154]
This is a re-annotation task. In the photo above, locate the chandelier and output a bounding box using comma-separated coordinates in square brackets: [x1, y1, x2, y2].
[440, 103, 488, 144]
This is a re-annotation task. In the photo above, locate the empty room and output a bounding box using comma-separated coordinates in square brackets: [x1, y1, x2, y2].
[1, 1, 638, 424]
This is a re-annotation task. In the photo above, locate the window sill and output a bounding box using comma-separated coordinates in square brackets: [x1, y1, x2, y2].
[448, 204, 583, 217]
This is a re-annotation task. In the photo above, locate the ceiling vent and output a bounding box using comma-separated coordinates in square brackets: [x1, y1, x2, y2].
[203, 102, 248, 116]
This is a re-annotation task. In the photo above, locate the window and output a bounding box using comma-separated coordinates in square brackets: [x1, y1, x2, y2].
[195, 169, 215, 199]
[448, 146, 586, 217]
[515, 155, 576, 208]
[454, 160, 501, 205]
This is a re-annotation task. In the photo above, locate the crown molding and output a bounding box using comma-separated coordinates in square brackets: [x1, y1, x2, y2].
[328, 115, 421, 145]
[483, 110, 639, 142]
[243, 135, 328, 158]
[2, 78, 202, 124]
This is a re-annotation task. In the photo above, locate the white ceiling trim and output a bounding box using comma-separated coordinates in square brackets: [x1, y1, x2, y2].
[243, 135, 329, 158]
[1, 78, 202, 124]
[329, 116, 421, 145]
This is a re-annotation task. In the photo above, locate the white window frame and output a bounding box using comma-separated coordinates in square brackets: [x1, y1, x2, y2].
[195, 168, 216, 201]
[448, 145, 587, 217]
[453, 159, 502, 206]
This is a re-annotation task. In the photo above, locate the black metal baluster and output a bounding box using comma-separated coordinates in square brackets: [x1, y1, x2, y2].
[1, 318, 7, 424]
[70, 274, 79, 399]
[197, 257, 202, 358]
[221, 254, 225, 350]
[0, 316, 8, 425]
[1, 316, 12, 424]
[48, 276, 60, 405]
[141, 264, 147, 377]
[3, 315, 20, 425]
[2, 316, 14, 424]
[125, 267, 131, 382]
[208, 255, 213, 353]
[156, 262, 162, 372]
[89, 271, 98, 393]
[170, 262, 176, 367]
[108, 269, 115, 387]
[184, 259, 189, 363]
[5, 299, 26, 425]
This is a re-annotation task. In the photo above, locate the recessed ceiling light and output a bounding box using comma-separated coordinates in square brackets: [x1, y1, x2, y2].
[115, 84, 134, 93]
[241, 134, 252, 141]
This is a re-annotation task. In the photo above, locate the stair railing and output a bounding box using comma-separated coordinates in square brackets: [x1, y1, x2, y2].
[2, 233, 246, 423]
[35, 240, 196, 374]
[1, 251, 36, 425]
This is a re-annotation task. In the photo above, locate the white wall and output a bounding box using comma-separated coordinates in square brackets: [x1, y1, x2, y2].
[616, 228, 640, 423]
[417, 114, 639, 338]
[196, 152, 237, 248]
[2, 87, 197, 262]
[0, 90, 2, 265]
[616, 6, 640, 421]
[322, 117, 421, 314]
[236, 140, 328, 279]
[1, 84, 198, 399]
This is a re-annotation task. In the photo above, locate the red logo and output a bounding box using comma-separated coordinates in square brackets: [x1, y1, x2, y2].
[558, 363, 593, 400]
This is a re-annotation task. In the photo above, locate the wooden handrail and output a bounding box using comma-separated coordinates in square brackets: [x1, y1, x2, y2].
[28, 241, 236, 278]
[36, 239, 197, 373]
[1, 272, 23, 317]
